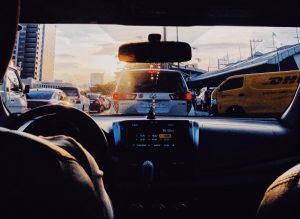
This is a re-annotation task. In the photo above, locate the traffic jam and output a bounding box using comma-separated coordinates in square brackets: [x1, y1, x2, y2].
[0, 67, 112, 115]
[2, 63, 300, 117]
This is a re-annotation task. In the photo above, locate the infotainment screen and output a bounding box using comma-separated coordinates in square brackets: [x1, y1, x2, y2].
[126, 121, 180, 148]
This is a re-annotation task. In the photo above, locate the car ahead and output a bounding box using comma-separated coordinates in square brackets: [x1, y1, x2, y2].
[196, 87, 215, 112]
[87, 93, 105, 113]
[26, 88, 71, 110]
[101, 96, 111, 110]
[59, 87, 90, 112]
[111, 69, 193, 115]
[195, 87, 206, 110]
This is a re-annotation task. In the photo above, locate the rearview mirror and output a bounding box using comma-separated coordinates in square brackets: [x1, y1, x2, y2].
[118, 34, 192, 63]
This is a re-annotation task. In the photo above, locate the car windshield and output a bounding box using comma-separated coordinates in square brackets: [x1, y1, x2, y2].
[13, 24, 300, 117]
[27, 91, 53, 100]
[60, 88, 79, 97]
[116, 71, 187, 93]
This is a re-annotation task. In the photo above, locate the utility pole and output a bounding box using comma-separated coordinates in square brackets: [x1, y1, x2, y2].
[163, 26, 167, 41]
[250, 40, 253, 58]
[217, 57, 228, 69]
[295, 27, 300, 44]
[176, 26, 179, 68]
[238, 45, 242, 61]
[226, 52, 229, 63]
[250, 39, 263, 58]
[162, 26, 167, 69]
[272, 32, 281, 71]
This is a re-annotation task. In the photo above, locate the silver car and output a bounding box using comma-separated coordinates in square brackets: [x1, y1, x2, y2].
[111, 69, 192, 115]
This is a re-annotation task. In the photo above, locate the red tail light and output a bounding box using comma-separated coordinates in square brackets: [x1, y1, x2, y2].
[147, 70, 160, 74]
[112, 92, 120, 100]
[185, 92, 193, 101]
[169, 92, 193, 101]
[75, 98, 81, 104]
[112, 92, 137, 100]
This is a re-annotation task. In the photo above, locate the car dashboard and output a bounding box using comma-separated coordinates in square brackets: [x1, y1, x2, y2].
[93, 116, 300, 219]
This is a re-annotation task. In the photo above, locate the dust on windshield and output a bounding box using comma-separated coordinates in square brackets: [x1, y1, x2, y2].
[7, 24, 300, 117]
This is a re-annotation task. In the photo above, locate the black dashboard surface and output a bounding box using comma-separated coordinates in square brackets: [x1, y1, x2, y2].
[92, 116, 300, 219]
[94, 115, 300, 185]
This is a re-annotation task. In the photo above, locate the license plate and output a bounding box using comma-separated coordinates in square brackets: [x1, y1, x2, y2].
[140, 101, 167, 108]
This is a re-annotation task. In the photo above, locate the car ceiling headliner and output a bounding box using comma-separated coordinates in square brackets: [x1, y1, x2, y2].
[20, 0, 299, 27]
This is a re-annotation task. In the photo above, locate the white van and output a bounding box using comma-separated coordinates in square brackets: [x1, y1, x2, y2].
[111, 69, 193, 115]
[0, 66, 28, 114]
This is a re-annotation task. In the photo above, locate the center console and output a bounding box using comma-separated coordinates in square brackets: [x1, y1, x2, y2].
[112, 120, 199, 183]
[110, 120, 199, 218]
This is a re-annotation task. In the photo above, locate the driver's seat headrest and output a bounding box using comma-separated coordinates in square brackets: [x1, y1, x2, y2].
[0, 127, 104, 219]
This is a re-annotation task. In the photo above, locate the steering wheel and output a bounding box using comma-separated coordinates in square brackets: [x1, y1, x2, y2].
[7, 105, 110, 171]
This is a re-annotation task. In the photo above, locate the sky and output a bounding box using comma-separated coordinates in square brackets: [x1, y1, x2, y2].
[54, 25, 300, 86]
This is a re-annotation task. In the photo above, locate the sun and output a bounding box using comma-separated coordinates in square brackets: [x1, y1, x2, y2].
[96, 55, 126, 74]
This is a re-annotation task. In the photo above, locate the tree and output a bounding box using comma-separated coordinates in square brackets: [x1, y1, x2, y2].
[89, 81, 116, 95]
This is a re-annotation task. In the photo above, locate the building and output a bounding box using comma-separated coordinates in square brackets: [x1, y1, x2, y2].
[188, 44, 300, 89]
[13, 24, 43, 80]
[12, 24, 56, 82]
[90, 73, 104, 86]
[39, 24, 56, 82]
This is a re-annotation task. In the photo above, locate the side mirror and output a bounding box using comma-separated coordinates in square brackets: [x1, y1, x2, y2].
[24, 85, 30, 94]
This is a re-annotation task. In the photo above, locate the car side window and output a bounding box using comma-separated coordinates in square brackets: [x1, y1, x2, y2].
[220, 77, 244, 91]
[6, 69, 22, 92]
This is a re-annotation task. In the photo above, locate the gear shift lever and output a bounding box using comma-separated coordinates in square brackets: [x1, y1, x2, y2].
[142, 160, 154, 187]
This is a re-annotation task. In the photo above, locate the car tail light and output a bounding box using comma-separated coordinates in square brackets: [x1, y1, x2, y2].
[112, 92, 136, 100]
[112, 92, 120, 100]
[185, 92, 193, 101]
[147, 69, 160, 74]
[169, 92, 193, 101]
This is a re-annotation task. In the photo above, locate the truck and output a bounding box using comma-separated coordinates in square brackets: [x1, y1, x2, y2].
[211, 70, 300, 117]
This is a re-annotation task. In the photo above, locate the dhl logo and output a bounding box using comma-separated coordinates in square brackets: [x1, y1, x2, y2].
[262, 75, 300, 85]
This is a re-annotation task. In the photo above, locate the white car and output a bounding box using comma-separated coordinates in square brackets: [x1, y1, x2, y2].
[0, 66, 27, 114]
[26, 88, 71, 110]
[111, 69, 193, 116]
[59, 87, 90, 112]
